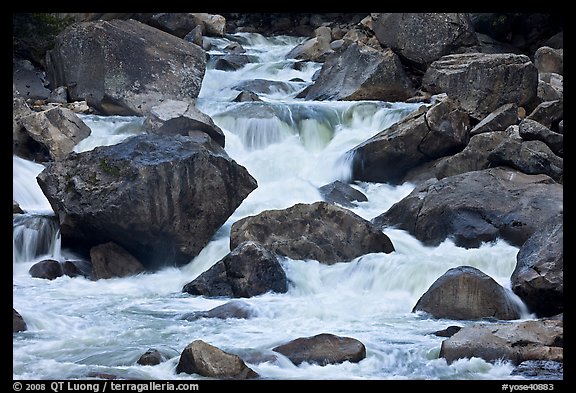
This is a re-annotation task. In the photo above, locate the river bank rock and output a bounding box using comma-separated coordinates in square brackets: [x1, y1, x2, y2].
[518, 118, 563, 157]
[13, 58, 51, 101]
[372, 13, 478, 70]
[534, 46, 563, 75]
[18, 106, 91, 161]
[37, 133, 257, 269]
[439, 318, 563, 365]
[427, 131, 508, 181]
[469, 103, 519, 136]
[148, 13, 225, 38]
[372, 167, 563, 248]
[303, 43, 415, 102]
[422, 52, 538, 120]
[272, 333, 366, 366]
[46, 19, 206, 116]
[526, 99, 563, 131]
[230, 201, 394, 264]
[142, 99, 225, 148]
[176, 340, 258, 379]
[182, 241, 288, 298]
[511, 213, 563, 318]
[413, 266, 523, 320]
[286, 26, 333, 62]
[487, 138, 563, 183]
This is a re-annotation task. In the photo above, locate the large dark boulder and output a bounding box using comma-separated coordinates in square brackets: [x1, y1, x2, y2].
[413, 266, 523, 320]
[511, 213, 563, 318]
[469, 13, 563, 54]
[46, 19, 206, 116]
[348, 98, 470, 185]
[526, 99, 563, 131]
[373, 167, 563, 248]
[372, 13, 478, 69]
[518, 118, 563, 157]
[28, 259, 64, 280]
[13, 58, 51, 101]
[433, 131, 508, 180]
[272, 333, 366, 366]
[230, 201, 394, 264]
[182, 241, 288, 298]
[422, 52, 538, 120]
[36, 133, 257, 269]
[303, 43, 415, 102]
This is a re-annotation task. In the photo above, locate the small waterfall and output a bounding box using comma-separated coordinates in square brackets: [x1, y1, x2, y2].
[13, 114, 146, 266]
[13, 155, 52, 213]
[13, 214, 61, 264]
[74, 115, 144, 153]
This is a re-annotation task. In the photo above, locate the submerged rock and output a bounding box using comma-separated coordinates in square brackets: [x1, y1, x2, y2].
[137, 349, 164, 366]
[511, 213, 563, 318]
[181, 300, 258, 321]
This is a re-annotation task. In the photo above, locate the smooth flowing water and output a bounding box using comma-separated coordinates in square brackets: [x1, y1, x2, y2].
[13, 32, 532, 381]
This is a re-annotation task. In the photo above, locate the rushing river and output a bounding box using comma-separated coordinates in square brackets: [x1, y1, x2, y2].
[13, 32, 532, 381]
